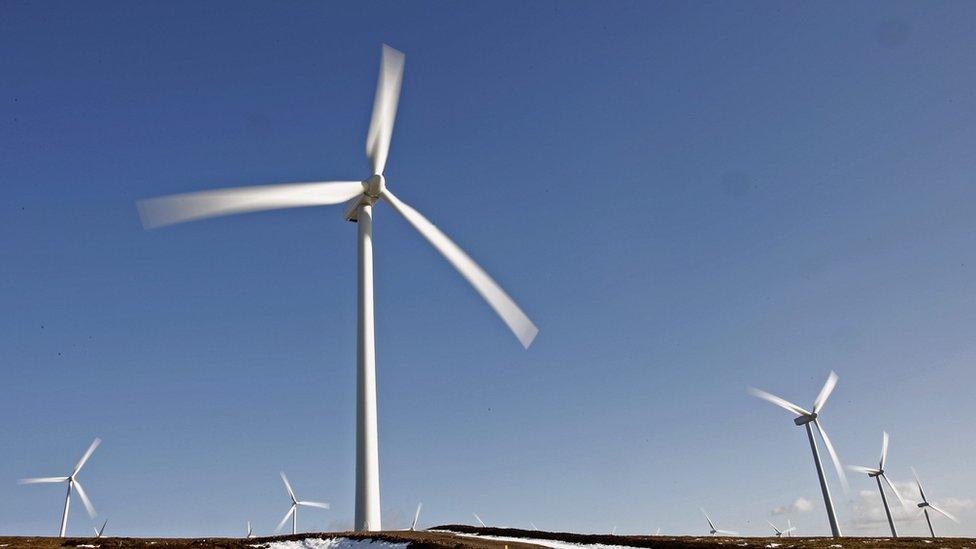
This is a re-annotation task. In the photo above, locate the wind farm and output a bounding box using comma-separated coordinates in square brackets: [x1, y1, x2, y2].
[3, 2, 976, 548]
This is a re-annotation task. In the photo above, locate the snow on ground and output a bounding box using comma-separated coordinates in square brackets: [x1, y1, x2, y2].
[451, 531, 638, 549]
[250, 539, 408, 549]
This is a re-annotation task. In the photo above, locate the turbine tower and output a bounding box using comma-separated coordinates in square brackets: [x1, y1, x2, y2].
[20, 438, 101, 537]
[136, 44, 538, 532]
[276, 472, 330, 535]
[700, 508, 738, 536]
[848, 431, 907, 537]
[749, 371, 848, 537]
[912, 467, 958, 537]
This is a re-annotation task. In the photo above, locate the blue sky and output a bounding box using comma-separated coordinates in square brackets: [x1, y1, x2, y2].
[2, 0, 975, 539]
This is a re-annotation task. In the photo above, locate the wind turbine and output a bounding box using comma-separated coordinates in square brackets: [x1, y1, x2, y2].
[766, 520, 795, 538]
[93, 520, 107, 539]
[912, 467, 958, 537]
[749, 371, 848, 537]
[787, 519, 793, 537]
[135, 44, 538, 533]
[246, 521, 254, 539]
[20, 438, 101, 537]
[410, 502, 422, 531]
[473, 513, 487, 528]
[848, 431, 907, 537]
[276, 472, 330, 535]
[700, 508, 738, 536]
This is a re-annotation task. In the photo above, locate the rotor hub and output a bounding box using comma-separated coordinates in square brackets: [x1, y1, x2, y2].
[364, 174, 385, 198]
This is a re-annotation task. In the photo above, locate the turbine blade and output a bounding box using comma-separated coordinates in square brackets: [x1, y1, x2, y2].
[411, 502, 422, 531]
[365, 44, 405, 176]
[381, 190, 539, 348]
[766, 520, 780, 534]
[297, 500, 330, 510]
[783, 527, 796, 533]
[247, 521, 252, 537]
[928, 504, 959, 523]
[137, 181, 364, 229]
[847, 464, 881, 475]
[280, 471, 296, 502]
[700, 508, 715, 531]
[73, 438, 101, 476]
[912, 467, 928, 502]
[881, 473, 908, 509]
[880, 431, 890, 470]
[73, 480, 96, 518]
[276, 505, 296, 532]
[747, 387, 810, 416]
[814, 419, 849, 493]
[473, 513, 486, 527]
[94, 527, 99, 537]
[812, 371, 838, 413]
[98, 519, 107, 537]
[19, 477, 69, 484]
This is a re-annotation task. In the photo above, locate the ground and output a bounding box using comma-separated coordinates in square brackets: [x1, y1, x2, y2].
[0, 526, 973, 549]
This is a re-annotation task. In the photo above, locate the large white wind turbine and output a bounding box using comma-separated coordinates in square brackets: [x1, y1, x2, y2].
[749, 371, 848, 537]
[276, 472, 330, 535]
[700, 508, 738, 536]
[135, 44, 538, 533]
[20, 438, 101, 537]
[911, 467, 958, 537]
[848, 431, 907, 537]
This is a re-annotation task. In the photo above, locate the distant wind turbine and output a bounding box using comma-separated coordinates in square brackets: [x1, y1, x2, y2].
[701, 508, 738, 536]
[473, 513, 487, 528]
[848, 431, 907, 537]
[912, 467, 958, 537]
[749, 371, 848, 537]
[766, 520, 795, 538]
[93, 520, 107, 539]
[276, 472, 330, 535]
[135, 44, 538, 533]
[246, 521, 254, 539]
[20, 438, 101, 537]
[410, 502, 422, 531]
[529, 522, 539, 530]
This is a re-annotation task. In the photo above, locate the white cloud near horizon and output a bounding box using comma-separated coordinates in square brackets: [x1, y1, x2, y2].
[772, 497, 814, 515]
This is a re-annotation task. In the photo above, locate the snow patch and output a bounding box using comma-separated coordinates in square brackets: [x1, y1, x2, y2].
[251, 539, 408, 549]
[451, 532, 639, 549]
[77, 545, 100, 548]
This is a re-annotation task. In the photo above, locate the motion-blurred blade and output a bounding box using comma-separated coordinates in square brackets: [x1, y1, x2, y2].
[880, 431, 890, 470]
[881, 473, 908, 509]
[747, 388, 810, 416]
[814, 419, 849, 492]
[280, 472, 296, 502]
[382, 190, 539, 348]
[912, 467, 927, 502]
[19, 476, 69, 484]
[365, 44, 405, 175]
[700, 508, 715, 531]
[766, 520, 781, 535]
[473, 513, 486, 527]
[97, 519, 107, 537]
[411, 502, 422, 531]
[812, 371, 838, 413]
[847, 464, 881, 475]
[73, 480, 96, 517]
[73, 438, 101, 476]
[297, 500, 330, 510]
[782, 527, 796, 534]
[276, 505, 296, 532]
[137, 181, 364, 229]
[928, 504, 959, 523]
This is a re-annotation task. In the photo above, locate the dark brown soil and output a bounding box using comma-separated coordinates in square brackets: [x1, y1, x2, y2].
[0, 526, 972, 549]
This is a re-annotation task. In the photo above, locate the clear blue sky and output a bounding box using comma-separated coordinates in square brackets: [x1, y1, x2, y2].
[2, 0, 975, 539]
